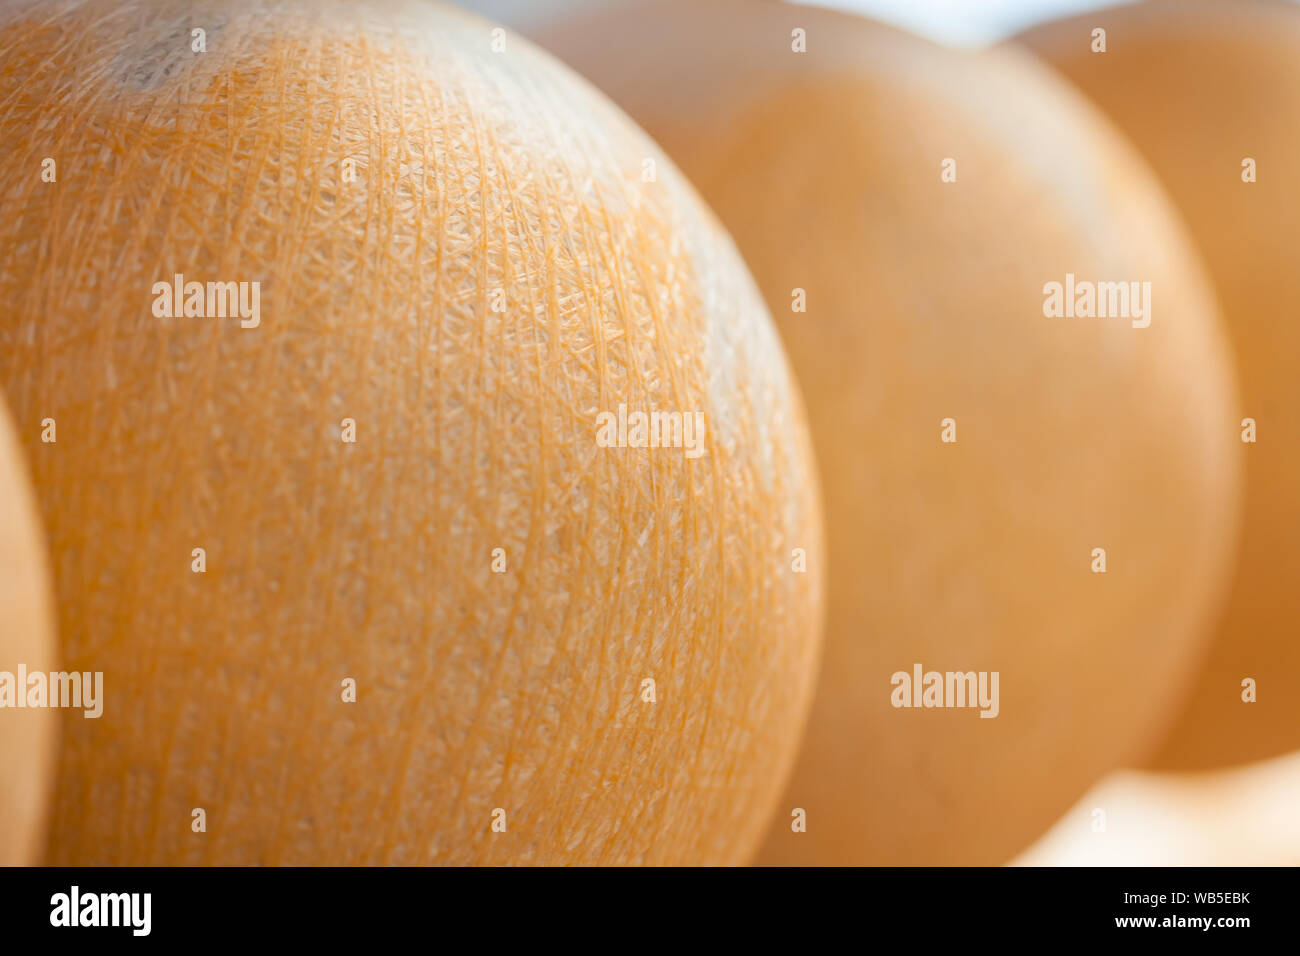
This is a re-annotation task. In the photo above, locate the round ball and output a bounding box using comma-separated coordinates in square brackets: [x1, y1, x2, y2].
[0, 396, 58, 866]
[535, 0, 1242, 864]
[1016, 751, 1300, 866]
[0, 0, 822, 865]
[1019, 0, 1300, 770]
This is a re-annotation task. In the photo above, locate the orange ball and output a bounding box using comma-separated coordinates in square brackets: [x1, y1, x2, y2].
[0, 396, 58, 866]
[1020, 0, 1300, 771]
[1017, 751, 1300, 866]
[0, 0, 822, 864]
[534, 0, 1243, 864]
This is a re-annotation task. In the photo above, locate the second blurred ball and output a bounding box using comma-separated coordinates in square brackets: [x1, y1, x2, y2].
[531, 0, 1244, 864]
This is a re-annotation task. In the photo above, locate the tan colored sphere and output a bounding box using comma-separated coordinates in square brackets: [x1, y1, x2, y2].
[534, 0, 1243, 864]
[0, 397, 58, 866]
[0, 0, 823, 865]
[1017, 751, 1300, 866]
[1019, 0, 1300, 770]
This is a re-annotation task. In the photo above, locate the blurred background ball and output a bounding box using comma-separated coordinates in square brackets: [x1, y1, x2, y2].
[1015, 751, 1300, 866]
[0, 397, 57, 866]
[0, 0, 822, 865]
[533, 0, 1243, 864]
[1020, 0, 1300, 771]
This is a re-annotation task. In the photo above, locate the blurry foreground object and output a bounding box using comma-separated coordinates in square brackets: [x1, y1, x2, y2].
[1016, 750, 1300, 866]
[0, 396, 57, 866]
[1020, 0, 1300, 771]
[533, 0, 1243, 865]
